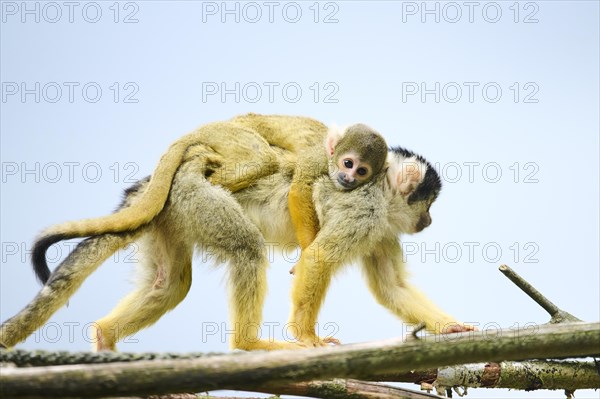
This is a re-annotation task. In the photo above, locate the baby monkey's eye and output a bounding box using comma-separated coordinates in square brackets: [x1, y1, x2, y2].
[343, 159, 354, 168]
[357, 167, 369, 176]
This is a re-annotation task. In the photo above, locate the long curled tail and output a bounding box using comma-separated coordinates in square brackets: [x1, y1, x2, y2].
[31, 176, 152, 285]
[0, 231, 140, 349]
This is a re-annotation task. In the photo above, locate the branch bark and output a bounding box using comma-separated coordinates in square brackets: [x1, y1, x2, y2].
[430, 360, 600, 391]
[2, 322, 599, 398]
[0, 349, 217, 367]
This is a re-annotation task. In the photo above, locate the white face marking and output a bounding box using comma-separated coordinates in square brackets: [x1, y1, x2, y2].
[386, 151, 427, 194]
[330, 152, 374, 190]
[384, 150, 438, 233]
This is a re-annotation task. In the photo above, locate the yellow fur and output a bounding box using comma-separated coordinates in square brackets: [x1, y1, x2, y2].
[288, 182, 321, 250]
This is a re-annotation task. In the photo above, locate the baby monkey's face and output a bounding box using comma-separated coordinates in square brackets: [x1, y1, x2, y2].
[329, 151, 374, 190]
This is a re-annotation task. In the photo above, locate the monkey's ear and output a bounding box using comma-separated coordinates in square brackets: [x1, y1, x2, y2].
[388, 158, 425, 196]
[324, 125, 345, 156]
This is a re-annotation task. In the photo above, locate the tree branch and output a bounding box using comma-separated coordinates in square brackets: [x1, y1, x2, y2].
[2, 322, 599, 398]
[5, 349, 597, 393]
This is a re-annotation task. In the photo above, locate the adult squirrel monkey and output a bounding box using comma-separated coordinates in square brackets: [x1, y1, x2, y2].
[288, 124, 388, 274]
[0, 114, 474, 351]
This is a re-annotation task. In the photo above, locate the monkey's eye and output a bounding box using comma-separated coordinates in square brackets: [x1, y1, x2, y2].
[343, 159, 354, 169]
[357, 167, 369, 176]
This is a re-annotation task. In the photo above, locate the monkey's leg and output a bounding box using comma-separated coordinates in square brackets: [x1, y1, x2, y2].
[229, 113, 328, 153]
[91, 237, 193, 351]
[194, 190, 301, 351]
[226, 243, 294, 351]
[362, 237, 474, 334]
[287, 183, 313, 275]
[0, 233, 135, 349]
[166, 173, 301, 351]
[199, 126, 280, 193]
[287, 162, 323, 275]
[288, 241, 342, 347]
[225, 242, 307, 351]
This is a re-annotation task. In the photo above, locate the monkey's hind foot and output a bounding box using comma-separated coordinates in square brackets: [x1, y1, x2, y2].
[90, 324, 117, 352]
[297, 335, 341, 348]
[322, 336, 341, 345]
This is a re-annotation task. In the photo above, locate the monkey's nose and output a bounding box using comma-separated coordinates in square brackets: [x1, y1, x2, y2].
[337, 173, 356, 189]
[424, 215, 432, 227]
[416, 215, 432, 231]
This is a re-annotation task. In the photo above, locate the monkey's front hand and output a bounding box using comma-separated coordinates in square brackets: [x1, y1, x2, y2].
[441, 323, 477, 334]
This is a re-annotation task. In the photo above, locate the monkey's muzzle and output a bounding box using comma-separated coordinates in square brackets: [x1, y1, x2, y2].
[336, 173, 357, 190]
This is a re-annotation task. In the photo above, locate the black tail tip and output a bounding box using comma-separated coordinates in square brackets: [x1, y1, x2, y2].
[32, 233, 66, 285]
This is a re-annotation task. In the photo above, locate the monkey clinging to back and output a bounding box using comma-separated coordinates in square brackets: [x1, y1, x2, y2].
[287, 123, 388, 274]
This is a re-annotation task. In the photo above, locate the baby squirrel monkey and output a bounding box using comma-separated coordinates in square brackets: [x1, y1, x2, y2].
[288, 124, 388, 273]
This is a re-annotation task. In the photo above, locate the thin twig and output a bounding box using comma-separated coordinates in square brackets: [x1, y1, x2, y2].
[412, 322, 427, 339]
[262, 379, 444, 399]
[498, 265, 581, 323]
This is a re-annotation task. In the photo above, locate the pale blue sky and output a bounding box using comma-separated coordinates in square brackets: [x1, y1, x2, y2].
[1, 2, 599, 398]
